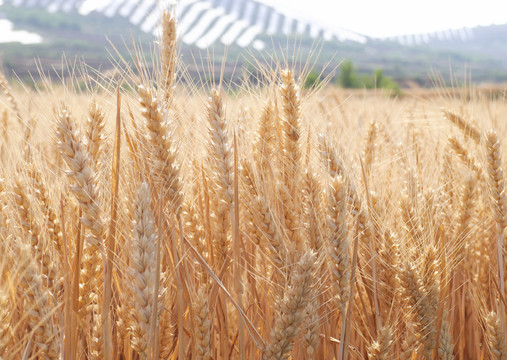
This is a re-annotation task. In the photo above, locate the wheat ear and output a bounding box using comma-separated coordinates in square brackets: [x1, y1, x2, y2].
[16, 240, 59, 359]
[278, 180, 303, 251]
[206, 88, 233, 268]
[368, 326, 394, 360]
[302, 170, 323, 252]
[90, 303, 104, 360]
[55, 107, 104, 319]
[443, 110, 482, 143]
[362, 120, 378, 176]
[183, 199, 209, 285]
[263, 251, 316, 360]
[438, 312, 454, 360]
[0, 72, 22, 123]
[398, 260, 439, 359]
[378, 230, 400, 316]
[0, 290, 11, 357]
[240, 159, 263, 247]
[12, 178, 57, 285]
[253, 193, 288, 286]
[160, 10, 177, 104]
[303, 295, 320, 359]
[56, 108, 104, 242]
[485, 311, 507, 360]
[486, 130, 507, 296]
[0, 178, 6, 232]
[420, 245, 440, 354]
[400, 322, 419, 360]
[448, 135, 484, 181]
[254, 99, 277, 174]
[327, 175, 350, 312]
[1, 109, 8, 139]
[138, 85, 182, 214]
[86, 100, 106, 171]
[27, 163, 63, 261]
[126, 182, 157, 357]
[454, 174, 476, 264]
[318, 134, 361, 210]
[280, 69, 302, 187]
[159, 298, 176, 360]
[193, 287, 211, 360]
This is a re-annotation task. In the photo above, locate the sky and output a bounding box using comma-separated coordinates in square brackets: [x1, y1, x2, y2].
[259, 0, 507, 38]
[0, 19, 42, 44]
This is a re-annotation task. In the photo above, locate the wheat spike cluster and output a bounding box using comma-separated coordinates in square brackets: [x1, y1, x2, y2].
[0, 8, 506, 360]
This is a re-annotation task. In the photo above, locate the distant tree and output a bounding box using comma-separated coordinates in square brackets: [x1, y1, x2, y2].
[363, 70, 383, 89]
[338, 60, 360, 88]
[338, 61, 400, 94]
[304, 70, 321, 89]
[373, 69, 384, 88]
[373, 69, 400, 94]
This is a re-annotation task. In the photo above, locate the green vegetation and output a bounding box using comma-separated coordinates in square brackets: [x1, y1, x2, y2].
[338, 60, 361, 88]
[337, 60, 400, 93]
[2, 5, 80, 31]
[365, 69, 400, 93]
[303, 70, 321, 89]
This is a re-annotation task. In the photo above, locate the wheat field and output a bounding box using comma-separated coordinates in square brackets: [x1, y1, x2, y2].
[0, 10, 506, 360]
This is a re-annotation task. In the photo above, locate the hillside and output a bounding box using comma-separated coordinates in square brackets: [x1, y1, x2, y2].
[0, 0, 506, 86]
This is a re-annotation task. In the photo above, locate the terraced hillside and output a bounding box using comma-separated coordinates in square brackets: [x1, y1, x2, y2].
[2, 0, 366, 49]
[1, 0, 507, 85]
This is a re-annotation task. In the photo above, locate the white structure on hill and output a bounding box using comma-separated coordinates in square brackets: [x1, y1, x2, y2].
[2, 0, 367, 49]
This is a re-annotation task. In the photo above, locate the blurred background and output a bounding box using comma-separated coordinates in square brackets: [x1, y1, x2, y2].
[1, 0, 506, 89]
